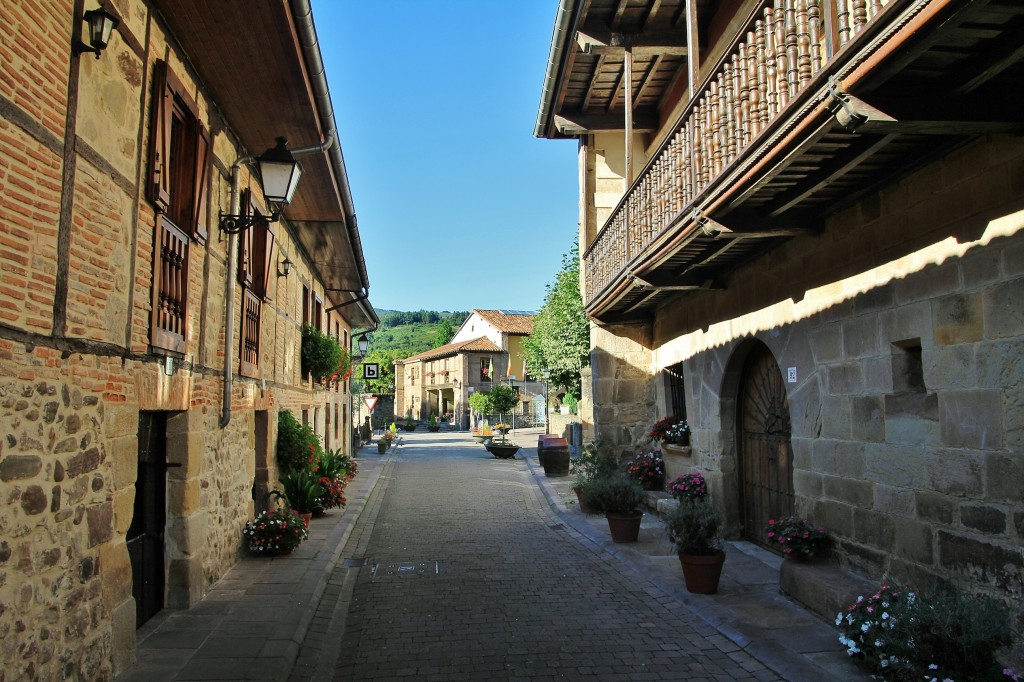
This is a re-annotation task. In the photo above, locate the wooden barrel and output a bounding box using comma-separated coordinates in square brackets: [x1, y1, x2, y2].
[542, 437, 569, 477]
[537, 435, 549, 467]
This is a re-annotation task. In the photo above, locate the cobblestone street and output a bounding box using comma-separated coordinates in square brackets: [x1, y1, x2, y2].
[300, 432, 786, 681]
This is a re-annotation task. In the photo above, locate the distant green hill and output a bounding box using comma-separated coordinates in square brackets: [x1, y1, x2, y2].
[368, 309, 469, 355]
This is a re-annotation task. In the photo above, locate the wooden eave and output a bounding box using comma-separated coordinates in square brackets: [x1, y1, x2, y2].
[585, 0, 1024, 323]
[153, 0, 374, 326]
[539, 0, 719, 140]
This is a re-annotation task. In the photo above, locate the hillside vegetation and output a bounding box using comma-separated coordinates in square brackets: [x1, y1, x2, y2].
[355, 310, 469, 395]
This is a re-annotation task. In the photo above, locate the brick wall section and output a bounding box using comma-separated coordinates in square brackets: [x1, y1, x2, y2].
[0, 0, 362, 678]
[634, 133, 1024, 623]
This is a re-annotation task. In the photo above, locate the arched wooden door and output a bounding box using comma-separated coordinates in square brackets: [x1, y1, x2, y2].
[737, 343, 794, 545]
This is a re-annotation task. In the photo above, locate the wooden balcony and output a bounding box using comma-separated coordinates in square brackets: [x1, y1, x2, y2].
[574, 0, 1024, 321]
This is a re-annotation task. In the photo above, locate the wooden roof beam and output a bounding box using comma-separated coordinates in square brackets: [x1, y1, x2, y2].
[554, 109, 659, 134]
[577, 29, 689, 54]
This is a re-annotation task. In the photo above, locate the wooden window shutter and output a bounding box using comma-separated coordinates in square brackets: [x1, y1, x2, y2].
[191, 121, 211, 244]
[238, 189, 255, 288]
[256, 223, 276, 301]
[148, 61, 173, 212]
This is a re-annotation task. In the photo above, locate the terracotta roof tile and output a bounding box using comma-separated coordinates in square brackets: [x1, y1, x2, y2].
[473, 310, 534, 335]
[398, 336, 503, 364]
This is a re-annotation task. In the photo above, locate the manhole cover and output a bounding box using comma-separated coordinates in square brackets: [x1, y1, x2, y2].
[371, 560, 440, 580]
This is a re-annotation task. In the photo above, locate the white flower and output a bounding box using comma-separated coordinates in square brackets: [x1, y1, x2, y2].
[882, 612, 889, 620]
[836, 612, 843, 625]
[861, 623, 870, 632]
[929, 664, 938, 670]
[846, 614, 854, 625]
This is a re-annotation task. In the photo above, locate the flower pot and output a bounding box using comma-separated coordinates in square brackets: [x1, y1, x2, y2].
[377, 441, 387, 454]
[678, 550, 725, 594]
[572, 485, 596, 514]
[299, 512, 312, 528]
[472, 434, 493, 446]
[312, 507, 326, 518]
[660, 442, 691, 458]
[542, 438, 569, 477]
[606, 511, 643, 542]
[486, 444, 519, 459]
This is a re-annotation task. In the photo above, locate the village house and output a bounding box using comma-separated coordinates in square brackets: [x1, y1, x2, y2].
[0, 0, 375, 677]
[536, 0, 1023, 633]
[395, 310, 536, 428]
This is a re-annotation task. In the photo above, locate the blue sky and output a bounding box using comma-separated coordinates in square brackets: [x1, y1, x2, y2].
[312, 1, 580, 313]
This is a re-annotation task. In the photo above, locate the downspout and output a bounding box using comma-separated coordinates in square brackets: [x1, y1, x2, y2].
[220, 156, 251, 428]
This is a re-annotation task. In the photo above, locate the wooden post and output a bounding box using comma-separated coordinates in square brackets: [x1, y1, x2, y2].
[685, 0, 701, 99]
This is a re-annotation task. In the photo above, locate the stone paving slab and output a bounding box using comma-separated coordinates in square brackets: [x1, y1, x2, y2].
[115, 443, 394, 682]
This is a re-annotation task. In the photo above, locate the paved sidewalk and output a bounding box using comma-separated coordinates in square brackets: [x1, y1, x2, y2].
[500, 429, 866, 681]
[116, 442, 395, 682]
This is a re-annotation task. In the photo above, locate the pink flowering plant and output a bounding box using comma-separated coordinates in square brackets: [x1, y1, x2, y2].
[668, 472, 707, 501]
[624, 449, 664, 487]
[838, 582, 1014, 681]
[764, 515, 831, 559]
[242, 508, 308, 554]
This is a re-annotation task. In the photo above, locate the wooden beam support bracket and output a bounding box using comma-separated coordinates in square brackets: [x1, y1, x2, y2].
[827, 76, 897, 132]
[693, 209, 814, 239]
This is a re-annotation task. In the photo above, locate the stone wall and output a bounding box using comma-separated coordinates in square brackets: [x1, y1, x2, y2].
[635, 132, 1024, 622]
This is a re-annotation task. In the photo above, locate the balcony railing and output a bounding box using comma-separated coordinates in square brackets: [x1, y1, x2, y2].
[583, 0, 892, 305]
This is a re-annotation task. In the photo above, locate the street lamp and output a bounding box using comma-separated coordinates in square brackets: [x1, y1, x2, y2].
[356, 333, 369, 354]
[219, 138, 302, 234]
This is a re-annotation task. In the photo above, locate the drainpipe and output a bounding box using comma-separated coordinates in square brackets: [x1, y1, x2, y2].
[220, 156, 251, 428]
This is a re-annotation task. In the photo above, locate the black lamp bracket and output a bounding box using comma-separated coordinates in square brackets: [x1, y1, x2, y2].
[218, 209, 281, 235]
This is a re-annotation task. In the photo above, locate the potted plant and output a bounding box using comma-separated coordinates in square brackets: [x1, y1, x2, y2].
[242, 508, 308, 556]
[667, 471, 708, 502]
[300, 325, 350, 385]
[624, 448, 665, 491]
[650, 415, 690, 456]
[404, 415, 416, 431]
[569, 442, 618, 513]
[427, 414, 440, 432]
[765, 516, 831, 560]
[582, 475, 645, 542]
[666, 498, 724, 593]
[270, 469, 323, 524]
[485, 437, 519, 459]
[837, 581, 1014, 681]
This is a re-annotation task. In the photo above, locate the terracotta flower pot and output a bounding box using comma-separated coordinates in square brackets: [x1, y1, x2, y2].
[299, 512, 312, 528]
[573, 485, 596, 514]
[678, 550, 725, 594]
[605, 511, 643, 543]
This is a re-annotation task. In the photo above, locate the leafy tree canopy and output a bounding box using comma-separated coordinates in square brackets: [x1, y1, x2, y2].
[522, 244, 590, 397]
[432, 318, 455, 347]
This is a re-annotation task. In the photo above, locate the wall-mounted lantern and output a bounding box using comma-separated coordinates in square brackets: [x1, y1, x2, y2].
[74, 7, 119, 59]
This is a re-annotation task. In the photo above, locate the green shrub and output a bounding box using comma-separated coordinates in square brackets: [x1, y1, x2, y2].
[666, 499, 722, 556]
[582, 475, 644, 514]
[270, 469, 322, 514]
[301, 325, 350, 384]
[277, 409, 318, 473]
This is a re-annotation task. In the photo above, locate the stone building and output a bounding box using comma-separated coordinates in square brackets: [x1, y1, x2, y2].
[0, 1, 375, 677]
[395, 310, 535, 427]
[536, 0, 1024, 631]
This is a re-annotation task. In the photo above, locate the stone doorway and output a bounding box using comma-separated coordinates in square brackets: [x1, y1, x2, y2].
[736, 342, 794, 546]
[128, 412, 168, 628]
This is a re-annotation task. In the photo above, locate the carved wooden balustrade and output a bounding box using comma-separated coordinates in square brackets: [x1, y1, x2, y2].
[583, 0, 891, 305]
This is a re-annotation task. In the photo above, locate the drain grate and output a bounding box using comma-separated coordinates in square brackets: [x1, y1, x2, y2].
[371, 560, 440, 580]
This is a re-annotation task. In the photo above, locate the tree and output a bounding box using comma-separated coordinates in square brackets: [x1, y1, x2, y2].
[354, 348, 404, 396]
[432, 318, 455, 347]
[488, 384, 519, 416]
[468, 390, 494, 416]
[522, 244, 590, 397]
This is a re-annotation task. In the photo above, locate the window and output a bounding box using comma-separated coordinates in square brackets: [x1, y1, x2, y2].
[237, 191, 274, 377]
[147, 61, 211, 353]
[665, 362, 688, 420]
